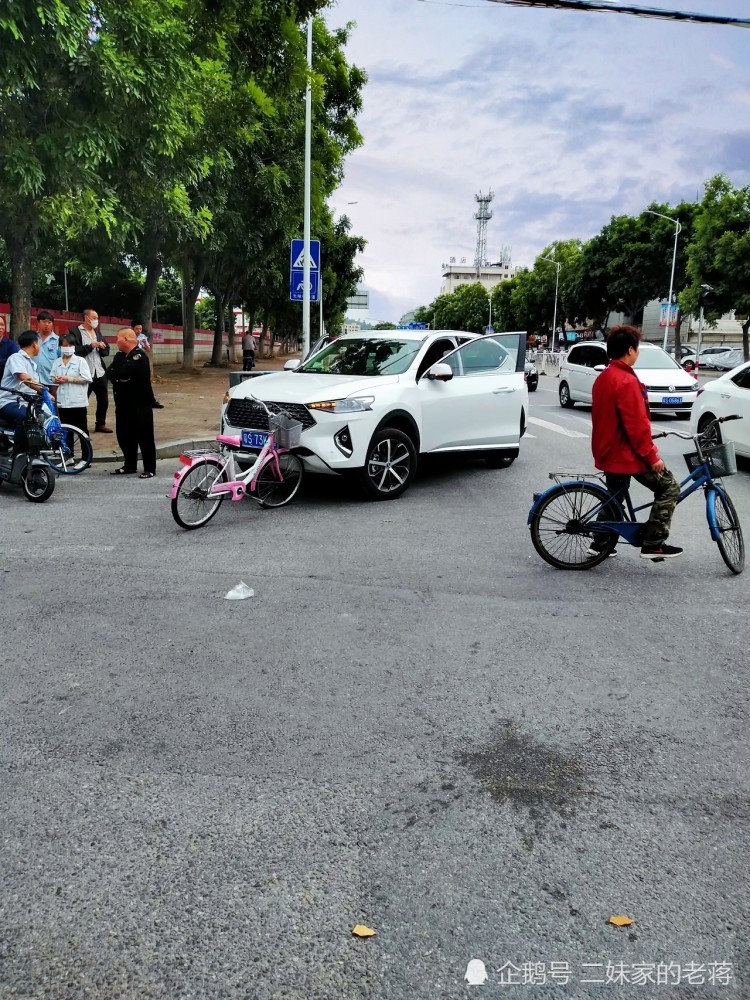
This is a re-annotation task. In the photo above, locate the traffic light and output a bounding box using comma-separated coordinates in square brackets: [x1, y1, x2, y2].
[699, 286, 716, 311]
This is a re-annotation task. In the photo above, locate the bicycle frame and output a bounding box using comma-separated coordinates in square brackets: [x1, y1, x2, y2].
[169, 432, 287, 504]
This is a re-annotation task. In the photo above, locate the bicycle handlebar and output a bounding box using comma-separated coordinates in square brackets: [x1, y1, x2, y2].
[652, 414, 742, 442]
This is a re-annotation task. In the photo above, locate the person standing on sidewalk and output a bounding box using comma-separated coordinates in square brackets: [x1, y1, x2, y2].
[50, 334, 93, 441]
[131, 318, 163, 409]
[591, 324, 682, 560]
[70, 308, 112, 433]
[242, 330, 256, 371]
[106, 327, 156, 479]
[35, 311, 60, 387]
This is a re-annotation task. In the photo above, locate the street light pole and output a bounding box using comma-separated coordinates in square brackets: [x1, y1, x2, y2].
[302, 17, 313, 358]
[646, 209, 682, 350]
[63, 266, 69, 313]
[540, 255, 560, 350]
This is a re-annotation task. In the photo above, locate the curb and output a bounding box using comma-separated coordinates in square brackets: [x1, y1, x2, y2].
[91, 438, 216, 464]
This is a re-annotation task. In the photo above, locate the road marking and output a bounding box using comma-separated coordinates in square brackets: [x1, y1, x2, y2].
[528, 416, 589, 439]
[524, 433, 536, 438]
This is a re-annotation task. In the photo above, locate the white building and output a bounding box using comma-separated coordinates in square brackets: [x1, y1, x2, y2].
[343, 322, 361, 335]
[440, 260, 521, 296]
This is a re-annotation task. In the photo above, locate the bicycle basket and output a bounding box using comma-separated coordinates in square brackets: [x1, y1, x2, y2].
[19, 419, 47, 452]
[684, 441, 737, 477]
[269, 412, 302, 448]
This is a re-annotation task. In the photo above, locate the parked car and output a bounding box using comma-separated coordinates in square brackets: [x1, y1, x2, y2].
[558, 342, 699, 417]
[690, 359, 750, 458]
[695, 346, 740, 369]
[711, 349, 745, 372]
[525, 360, 538, 392]
[665, 344, 697, 371]
[221, 330, 528, 500]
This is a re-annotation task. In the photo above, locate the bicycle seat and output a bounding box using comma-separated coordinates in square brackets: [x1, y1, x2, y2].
[216, 433, 241, 447]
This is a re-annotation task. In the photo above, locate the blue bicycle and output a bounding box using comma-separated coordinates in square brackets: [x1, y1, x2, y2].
[528, 415, 744, 575]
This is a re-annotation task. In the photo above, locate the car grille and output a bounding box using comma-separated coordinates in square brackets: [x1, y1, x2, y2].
[226, 398, 316, 431]
[643, 385, 697, 392]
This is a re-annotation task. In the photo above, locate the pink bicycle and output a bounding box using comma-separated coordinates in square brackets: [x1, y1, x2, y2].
[169, 396, 304, 530]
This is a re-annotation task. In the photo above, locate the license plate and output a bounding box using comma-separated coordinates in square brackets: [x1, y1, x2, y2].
[241, 430, 269, 449]
[661, 396, 683, 405]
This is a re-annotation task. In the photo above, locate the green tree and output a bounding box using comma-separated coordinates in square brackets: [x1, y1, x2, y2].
[0, 0, 200, 335]
[684, 175, 750, 361]
[374, 322, 396, 330]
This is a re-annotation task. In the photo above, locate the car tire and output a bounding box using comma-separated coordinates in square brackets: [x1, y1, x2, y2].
[698, 413, 721, 446]
[528, 380, 537, 392]
[559, 381, 574, 408]
[358, 427, 417, 501]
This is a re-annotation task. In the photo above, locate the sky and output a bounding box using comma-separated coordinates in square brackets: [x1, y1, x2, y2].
[325, 0, 750, 323]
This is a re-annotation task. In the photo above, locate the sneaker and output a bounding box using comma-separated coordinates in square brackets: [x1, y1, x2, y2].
[640, 543, 683, 560]
[587, 543, 617, 558]
[152, 401, 164, 409]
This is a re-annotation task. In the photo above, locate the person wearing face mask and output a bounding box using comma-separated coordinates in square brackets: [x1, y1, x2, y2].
[68, 308, 112, 433]
[50, 334, 93, 440]
[0, 330, 44, 428]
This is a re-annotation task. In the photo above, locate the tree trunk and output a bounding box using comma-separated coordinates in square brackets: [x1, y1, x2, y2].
[673, 310, 683, 360]
[227, 305, 236, 366]
[181, 255, 207, 371]
[7, 236, 34, 338]
[210, 287, 226, 367]
[140, 255, 163, 336]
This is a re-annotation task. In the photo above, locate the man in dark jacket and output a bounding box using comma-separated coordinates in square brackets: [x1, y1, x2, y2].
[106, 328, 156, 479]
[591, 325, 681, 559]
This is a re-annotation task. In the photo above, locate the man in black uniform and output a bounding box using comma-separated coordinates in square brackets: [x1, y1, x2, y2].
[106, 328, 157, 478]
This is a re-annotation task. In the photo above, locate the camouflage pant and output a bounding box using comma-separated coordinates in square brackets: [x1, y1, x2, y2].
[604, 470, 680, 546]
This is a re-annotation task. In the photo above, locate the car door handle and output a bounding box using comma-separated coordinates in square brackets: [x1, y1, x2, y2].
[721, 393, 731, 398]
[493, 387, 517, 394]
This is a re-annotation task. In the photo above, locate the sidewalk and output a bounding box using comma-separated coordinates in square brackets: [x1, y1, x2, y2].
[89, 356, 294, 463]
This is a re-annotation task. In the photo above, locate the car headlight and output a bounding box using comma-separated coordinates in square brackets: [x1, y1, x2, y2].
[223, 391, 232, 404]
[307, 396, 375, 413]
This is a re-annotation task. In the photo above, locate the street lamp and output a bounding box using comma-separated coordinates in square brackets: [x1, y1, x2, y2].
[540, 255, 561, 350]
[646, 209, 682, 350]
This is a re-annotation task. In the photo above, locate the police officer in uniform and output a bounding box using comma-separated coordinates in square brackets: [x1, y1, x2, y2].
[106, 327, 157, 478]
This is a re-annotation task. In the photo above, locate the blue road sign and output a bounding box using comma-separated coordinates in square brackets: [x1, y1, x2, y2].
[289, 239, 320, 302]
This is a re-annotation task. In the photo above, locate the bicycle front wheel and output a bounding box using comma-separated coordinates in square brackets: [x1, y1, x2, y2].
[530, 483, 619, 570]
[254, 452, 304, 508]
[171, 459, 226, 530]
[709, 488, 744, 575]
[43, 425, 93, 474]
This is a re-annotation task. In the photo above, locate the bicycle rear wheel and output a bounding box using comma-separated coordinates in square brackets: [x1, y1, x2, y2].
[43, 425, 93, 474]
[710, 488, 744, 575]
[530, 483, 619, 570]
[255, 452, 304, 508]
[172, 459, 226, 529]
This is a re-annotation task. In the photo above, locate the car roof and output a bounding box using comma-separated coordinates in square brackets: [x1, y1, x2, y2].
[333, 329, 477, 343]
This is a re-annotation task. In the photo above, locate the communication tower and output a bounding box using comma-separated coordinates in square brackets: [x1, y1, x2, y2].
[474, 189, 494, 271]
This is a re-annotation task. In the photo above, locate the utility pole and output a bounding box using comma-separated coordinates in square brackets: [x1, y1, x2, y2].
[302, 18, 313, 358]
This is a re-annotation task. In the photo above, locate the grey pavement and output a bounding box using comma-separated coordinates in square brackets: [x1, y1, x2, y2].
[1, 388, 748, 999]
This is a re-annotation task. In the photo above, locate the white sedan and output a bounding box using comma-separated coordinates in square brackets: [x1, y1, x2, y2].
[690, 359, 750, 458]
[221, 330, 528, 500]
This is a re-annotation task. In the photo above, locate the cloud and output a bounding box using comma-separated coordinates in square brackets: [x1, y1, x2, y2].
[328, 0, 750, 320]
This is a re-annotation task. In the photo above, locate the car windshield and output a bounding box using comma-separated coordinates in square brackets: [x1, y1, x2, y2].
[297, 338, 422, 376]
[633, 350, 682, 371]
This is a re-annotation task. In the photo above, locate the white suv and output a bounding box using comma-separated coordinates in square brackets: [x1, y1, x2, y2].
[221, 330, 528, 500]
[558, 341, 699, 417]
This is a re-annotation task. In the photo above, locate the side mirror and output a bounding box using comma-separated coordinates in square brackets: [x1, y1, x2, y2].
[284, 359, 301, 371]
[424, 362, 453, 382]
[593, 364, 607, 372]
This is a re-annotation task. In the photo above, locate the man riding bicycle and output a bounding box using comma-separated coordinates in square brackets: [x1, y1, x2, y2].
[590, 325, 682, 560]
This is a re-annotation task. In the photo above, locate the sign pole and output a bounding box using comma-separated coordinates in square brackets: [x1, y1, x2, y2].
[302, 18, 313, 358]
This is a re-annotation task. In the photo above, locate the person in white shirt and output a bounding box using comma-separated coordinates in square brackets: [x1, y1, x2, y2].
[50, 334, 93, 440]
[69, 308, 112, 432]
[0, 331, 43, 428]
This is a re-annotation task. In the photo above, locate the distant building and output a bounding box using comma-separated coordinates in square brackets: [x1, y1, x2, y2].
[343, 322, 361, 335]
[440, 260, 521, 296]
[398, 310, 417, 326]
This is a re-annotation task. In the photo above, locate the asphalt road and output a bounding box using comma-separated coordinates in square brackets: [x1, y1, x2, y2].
[1, 381, 748, 999]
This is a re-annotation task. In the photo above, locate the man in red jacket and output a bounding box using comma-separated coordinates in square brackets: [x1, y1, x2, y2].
[591, 325, 682, 559]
